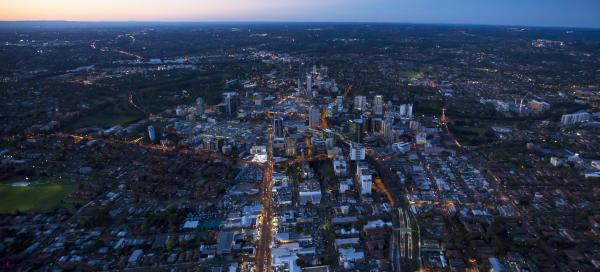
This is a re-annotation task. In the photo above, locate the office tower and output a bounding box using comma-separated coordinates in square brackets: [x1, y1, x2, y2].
[297, 62, 305, 93]
[308, 106, 321, 128]
[356, 162, 372, 195]
[222, 92, 239, 118]
[195, 97, 205, 115]
[383, 116, 395, 142]
[324, 128, 336, 148]
[285, 137, 296, 157]
[373, 95, 384, 116]
[306, 74, 313, 97]
[399, 104, 407, 116]
[273, 116, 284, 138]
[407, 103, 413, 118]
[349, 119, 364, 143]
[350, 143, 366, 161]
[354, 96, 367, 111]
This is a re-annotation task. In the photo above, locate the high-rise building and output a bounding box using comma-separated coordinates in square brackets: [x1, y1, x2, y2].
[195, 97, 205, 116]
[354, 96, 367, 111]
[356, 162, 372, 195]
[273, 116, 284, 138]
[297, 62, 305, 93]
[222, 92, 239, 118]
[324, 128, 336, 148]
[348, 119, 364, 143]
[371, 117, 383, 133]
[306, 74, 313, 97]
[308, 106, 321, 128]
[350, 143, 366, 161]
[398, 103, 414, 118]
[285, 137, 296, 157]
[383, 117, 395, 143]
[373, 95, 384, 116]
[399, 104, 407, 116]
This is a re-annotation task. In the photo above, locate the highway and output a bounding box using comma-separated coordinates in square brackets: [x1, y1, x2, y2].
[255, 127, 274, 272]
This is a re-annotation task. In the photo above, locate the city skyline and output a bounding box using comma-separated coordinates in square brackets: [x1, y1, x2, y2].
[2, 0, 600, 28]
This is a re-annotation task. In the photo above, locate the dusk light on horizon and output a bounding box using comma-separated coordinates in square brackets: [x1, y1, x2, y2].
[1, 0, 600, 28]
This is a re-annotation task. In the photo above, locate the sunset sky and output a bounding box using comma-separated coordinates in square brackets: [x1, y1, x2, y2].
[1, 0, 599, 28]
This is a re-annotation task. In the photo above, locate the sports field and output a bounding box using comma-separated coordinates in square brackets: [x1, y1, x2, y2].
[0, 181, 78, 214]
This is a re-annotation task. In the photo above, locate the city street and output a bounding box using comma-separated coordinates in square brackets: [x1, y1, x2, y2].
[256, 127, 274, 272]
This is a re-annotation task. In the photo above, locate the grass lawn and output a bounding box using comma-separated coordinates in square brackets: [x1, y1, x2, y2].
[399, 70, 424, 79]
[66, 93, 145, 130]
[0, 181, 78, 214]
[448, 119, 496, 146]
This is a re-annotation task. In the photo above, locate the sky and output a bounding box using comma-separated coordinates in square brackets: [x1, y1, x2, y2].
[1, 0, 600, 28]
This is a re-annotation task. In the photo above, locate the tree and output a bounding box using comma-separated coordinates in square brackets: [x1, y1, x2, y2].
[166, 239, 175, 251]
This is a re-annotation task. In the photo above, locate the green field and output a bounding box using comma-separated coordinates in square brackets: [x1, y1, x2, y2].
[399, 70, 424, 79]
[0, 181, 78, 214]
[66, 96, 145, 130]
[448, 119, 496, 146]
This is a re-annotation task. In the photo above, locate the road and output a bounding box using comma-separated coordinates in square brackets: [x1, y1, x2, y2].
[256, 127, 274, 272]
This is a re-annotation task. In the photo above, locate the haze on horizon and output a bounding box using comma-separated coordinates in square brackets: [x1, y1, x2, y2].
[1, 0, 600, 28]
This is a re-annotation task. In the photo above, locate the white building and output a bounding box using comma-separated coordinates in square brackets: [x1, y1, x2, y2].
[252, 152, 268, 163]
[356, 162, 372, 195]
[561, 112, 590, 126]
[354, 96, 367, 111]
[399, 103, 413, 118]
[333, 157, 348, 176]
[298, 180, 322, 205]
[363, 219, 393, 231]
[350, 143, 365, 161]
[550, 156, 563, 167]
[339, 178, 353, 193]
[338, 247, 364, 269]
[391, 142, 411, 154]
[373, 95, 384, 115]
[251, 145, 267, 155]
[272, 247, 301, 272]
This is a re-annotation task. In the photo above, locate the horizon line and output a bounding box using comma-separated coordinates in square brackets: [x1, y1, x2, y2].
[1, 19, 599, 30]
